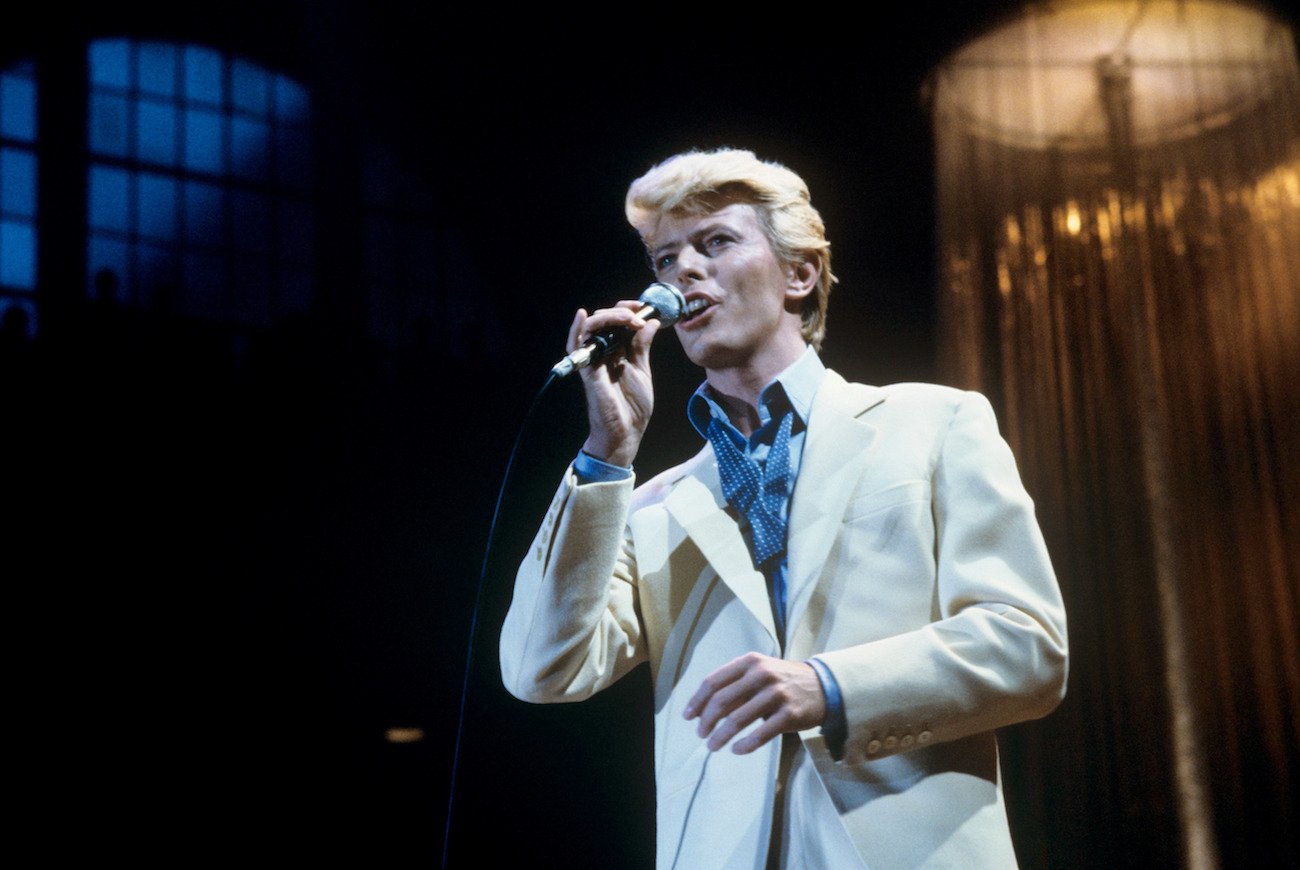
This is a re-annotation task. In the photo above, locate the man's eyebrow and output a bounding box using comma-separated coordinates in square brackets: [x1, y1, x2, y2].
[650, 222, 737, 258]
[649, 238, 682, 259]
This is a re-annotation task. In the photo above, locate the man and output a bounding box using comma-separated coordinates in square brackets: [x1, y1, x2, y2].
[500, 148, 1067, 868]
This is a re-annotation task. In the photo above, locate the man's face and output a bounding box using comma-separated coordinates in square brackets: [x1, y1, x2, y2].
[649, 203, 806, 373]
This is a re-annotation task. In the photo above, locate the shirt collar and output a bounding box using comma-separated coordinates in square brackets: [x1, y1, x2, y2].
[688, 345, 826, 440]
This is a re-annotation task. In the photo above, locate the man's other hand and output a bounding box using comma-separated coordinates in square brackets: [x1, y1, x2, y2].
[683, 652, 827, 754]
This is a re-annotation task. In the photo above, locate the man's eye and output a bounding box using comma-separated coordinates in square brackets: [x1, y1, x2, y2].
[656, 255, 675, 271]
[707, 235, 732, 248]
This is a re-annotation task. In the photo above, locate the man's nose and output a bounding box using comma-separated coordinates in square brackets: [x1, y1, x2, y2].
[673, 245, 708, 285]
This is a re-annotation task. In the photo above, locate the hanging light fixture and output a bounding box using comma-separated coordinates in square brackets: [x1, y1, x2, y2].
[931, 2, 1299, 868]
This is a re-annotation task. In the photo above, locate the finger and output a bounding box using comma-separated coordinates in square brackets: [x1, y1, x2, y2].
[683, 656, 751, 720]
[567, 309, 587, 354]
[705, 687, 782, 752]
[695, 666, 769, 738]
[731, 707, 796, 755]
[580, 306, 647, 341]
[625, 318, 661, 366]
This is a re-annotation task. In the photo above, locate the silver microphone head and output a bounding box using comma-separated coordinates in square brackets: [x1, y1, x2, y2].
[638, 282, 687, 325]
[550, 283, 691, 379]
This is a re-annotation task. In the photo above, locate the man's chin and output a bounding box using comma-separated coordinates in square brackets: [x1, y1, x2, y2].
[680, 339, 739, 373]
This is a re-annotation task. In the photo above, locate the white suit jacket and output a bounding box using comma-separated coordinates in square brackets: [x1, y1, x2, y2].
[500, 372, 1068, 869]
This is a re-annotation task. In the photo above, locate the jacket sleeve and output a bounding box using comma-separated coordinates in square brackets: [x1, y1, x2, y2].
[499, 466, 648, 703]
[815, 391, 1068, 764]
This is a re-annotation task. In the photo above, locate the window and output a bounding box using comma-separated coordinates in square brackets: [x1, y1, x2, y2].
[86, 40, 313, 329]
[0, 60, 37, 335]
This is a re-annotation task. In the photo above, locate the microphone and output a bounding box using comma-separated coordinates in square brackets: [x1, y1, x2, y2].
[550, 283, 708, 378]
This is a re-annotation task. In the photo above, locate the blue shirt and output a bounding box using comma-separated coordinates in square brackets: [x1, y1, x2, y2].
[573, 346, 846, 747]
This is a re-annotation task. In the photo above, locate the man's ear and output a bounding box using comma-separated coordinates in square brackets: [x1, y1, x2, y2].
[784, 256, 820, 302]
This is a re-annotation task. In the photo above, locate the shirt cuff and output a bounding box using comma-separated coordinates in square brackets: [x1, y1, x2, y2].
[573, 450, 633, 484]
[806, 656, 847, 758]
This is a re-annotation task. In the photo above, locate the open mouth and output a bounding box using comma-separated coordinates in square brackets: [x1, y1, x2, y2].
[679, 298, 713, 325]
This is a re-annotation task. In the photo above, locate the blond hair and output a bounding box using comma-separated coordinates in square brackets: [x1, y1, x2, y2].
[625, 148, 837, 349]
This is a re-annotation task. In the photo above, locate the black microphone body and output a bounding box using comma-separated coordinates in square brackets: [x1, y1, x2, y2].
[551, 283, 704, 378]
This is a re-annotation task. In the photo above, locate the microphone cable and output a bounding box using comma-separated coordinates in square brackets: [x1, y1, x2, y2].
[440, 368, 559, 869]
[439, 283, 692, 865]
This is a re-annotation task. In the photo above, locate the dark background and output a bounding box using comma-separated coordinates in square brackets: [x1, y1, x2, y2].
[5, 2, 1296, 866]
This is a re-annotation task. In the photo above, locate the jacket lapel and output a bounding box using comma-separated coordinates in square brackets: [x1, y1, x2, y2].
[664, 451, 779, 645]
[785, 372, 886, 647]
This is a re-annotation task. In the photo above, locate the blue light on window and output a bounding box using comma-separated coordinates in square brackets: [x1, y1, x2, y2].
[90, 92, 130, 157]
[139, 241, 180, 296]
[1, 74, 36, 142]
[87, 235, 130, 298]
[184, 180, 226, 246]
[184, 46, 223, 105]
[231, 60, 269, 114]
[138, 42, 178, 98]
[183, 107, 225, 174]
[274, 78, 309, 123]
[82, 39, 315, 329]
[0, 219, 36, 288]
[231, 116, 270, 181]
[136, 98, 178, 166]
[89, 166, 131, 232]
[0, 297, 36, 336]
[137, 173, 178, 241]
[1, 147, 36, 216]
[90, 40, 131, 89]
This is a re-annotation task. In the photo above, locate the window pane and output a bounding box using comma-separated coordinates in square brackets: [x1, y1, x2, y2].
[88, 235, 130, 301]
[274, 76, 309, 124]
[138, 42, 177, 97]
[184, 181, 226, 247]
[88, 166, 131, 232]
[231, 60, 269, 114]
[78, 44, 318, 334]
[231, 117, 270, 181]
[183, 107, 225, 174]
[1, 147, 36, 217]
[138, 241, 180, 302]
[1, 74, 37, 142]
[137, 173, 178, 241]
[89, 40, 131, 89]
[0, 297, 36, 337]
[0, 219, 35, 288]
[136, 98, 178, 167]
[89, 92, 130, 157]
[184, 46, 224, 105]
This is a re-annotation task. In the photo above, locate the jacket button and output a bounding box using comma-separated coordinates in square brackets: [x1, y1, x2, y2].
[901, 734, 915, 748]
[884, 735, 898, 749]
[918, 730, 932, 744]
[866, 739, 882, 754]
